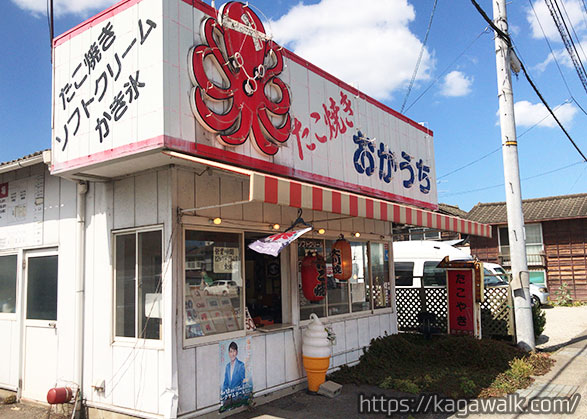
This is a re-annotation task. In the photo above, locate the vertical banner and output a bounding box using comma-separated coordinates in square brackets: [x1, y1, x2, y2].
[219, 337, 253, 412]
[447, 270, 474, 335]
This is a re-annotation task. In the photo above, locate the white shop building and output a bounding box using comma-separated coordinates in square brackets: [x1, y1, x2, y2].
[0, 0, 491, 417]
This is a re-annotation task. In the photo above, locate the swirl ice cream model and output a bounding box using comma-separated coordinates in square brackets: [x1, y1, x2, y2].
[302, 313, 332, 392]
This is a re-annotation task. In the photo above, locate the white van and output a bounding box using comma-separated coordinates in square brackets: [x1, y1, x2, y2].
[393, 240, 473, 288]
[393, 240, 549, 306]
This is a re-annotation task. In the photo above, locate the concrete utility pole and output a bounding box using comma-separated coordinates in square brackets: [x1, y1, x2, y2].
[492, 0, 535, 350]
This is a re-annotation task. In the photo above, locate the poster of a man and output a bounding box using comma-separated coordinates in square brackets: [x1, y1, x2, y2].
[223, 341, 245, 391]
[219, 337, 253, 412]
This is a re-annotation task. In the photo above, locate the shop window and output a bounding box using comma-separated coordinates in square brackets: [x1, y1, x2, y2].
[325, 240, 350, 317]
[422, 261, 446, 286]
[114, 229, 162, 340]
[371, 243, 392, 309]
[394, 262, 414, 286]
[0, 255, 17, 314]
[245, 233, 282, 328]
[350, 241, 371, 312]
[184, 230, 243, 340]
[299, 239, 327, 320]
[299, 238, 388, 321]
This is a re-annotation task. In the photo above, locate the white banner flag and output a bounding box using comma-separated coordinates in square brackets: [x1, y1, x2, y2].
[247, 227, 312, 257]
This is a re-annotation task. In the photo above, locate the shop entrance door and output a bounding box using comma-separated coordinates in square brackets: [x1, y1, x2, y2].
[245, 233, 282, 327]
[21, 250, 59, 401]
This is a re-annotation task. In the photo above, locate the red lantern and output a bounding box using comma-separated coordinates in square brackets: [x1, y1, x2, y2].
[301, 254, 326, 301]
[332, 236, 352, 281]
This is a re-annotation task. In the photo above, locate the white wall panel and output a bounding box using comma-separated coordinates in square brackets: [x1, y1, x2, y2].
[251, 335, 267, 392]
[134, 349, 160, 413]
[345, 319, 359, 351]
[113, 177, 135, 229]
[135, 171, 158, 226]
[379, 313, 392, 336]
[265, 332, 285, 388]
[330, 321, 346, 356]
[111, 346, 135, 410]
[358, 317, 371, 348]
[177, 347, 196, 414]
[196, 343, 220, 409]
[0, 321, 14, 386]
[194, 172, 219, 219]
[284, 330, 300, 382]
[43, 172, 60, 244]
[368, 315, 380, 342]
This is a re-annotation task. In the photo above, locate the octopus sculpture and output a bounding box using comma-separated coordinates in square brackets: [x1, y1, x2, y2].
[189, 2, 292, 156]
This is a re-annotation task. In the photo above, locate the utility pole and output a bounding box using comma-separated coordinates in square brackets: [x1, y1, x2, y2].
[492, 0, 535, 350]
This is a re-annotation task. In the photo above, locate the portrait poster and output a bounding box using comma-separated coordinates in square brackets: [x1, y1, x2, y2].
[219, 337, 253, 412]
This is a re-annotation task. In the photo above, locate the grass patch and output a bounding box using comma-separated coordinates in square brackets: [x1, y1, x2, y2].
[328, 334, 554, 398]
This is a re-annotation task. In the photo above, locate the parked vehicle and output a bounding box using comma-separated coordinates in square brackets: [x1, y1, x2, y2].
[483, 262, 549, 306]
[393, 240, 472, 288]
[393, 241, 549, 306]
[204, 280, 238, 296]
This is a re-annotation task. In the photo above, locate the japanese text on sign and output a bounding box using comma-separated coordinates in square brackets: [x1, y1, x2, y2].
[213, 247, 239, 273]
[447, 270, 474, 335]
[55, 19, 157, 151]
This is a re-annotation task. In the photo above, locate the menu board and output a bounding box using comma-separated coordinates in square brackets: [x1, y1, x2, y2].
[0, 175, 44, 249]
[185, 286, 240, 339]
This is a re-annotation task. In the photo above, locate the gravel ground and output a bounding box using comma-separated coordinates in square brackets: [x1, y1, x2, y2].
[535, 304, 587, 350]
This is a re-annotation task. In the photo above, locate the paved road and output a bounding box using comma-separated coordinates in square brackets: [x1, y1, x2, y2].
[536, 305, 587, 350]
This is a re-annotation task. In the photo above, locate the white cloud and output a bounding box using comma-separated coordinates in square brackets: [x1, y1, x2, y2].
[513, 100, 577, 128]
[268, 0, 433, 101]
[526, 0, 586, 41]
[440, 71, 473, 97]
[11, 0, 117, 17]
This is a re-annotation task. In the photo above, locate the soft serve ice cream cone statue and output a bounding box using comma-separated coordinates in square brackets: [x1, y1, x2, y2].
[302, 313, 332, 392]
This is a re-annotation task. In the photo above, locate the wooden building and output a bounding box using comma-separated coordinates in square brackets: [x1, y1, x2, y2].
[467, 194, 587, 301]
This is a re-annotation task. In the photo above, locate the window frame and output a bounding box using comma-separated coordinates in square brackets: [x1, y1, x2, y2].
[0, 252, 19, 320]
[112, 225, 164, 346]
[298, 237, 393, 326]
[182, 225, 246, 348]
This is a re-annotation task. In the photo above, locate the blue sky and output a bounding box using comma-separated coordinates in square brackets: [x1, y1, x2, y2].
[1, 0, 585, 211]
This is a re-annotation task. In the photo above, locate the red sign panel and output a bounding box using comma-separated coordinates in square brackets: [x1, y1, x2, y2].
[447, 270, 474, 335]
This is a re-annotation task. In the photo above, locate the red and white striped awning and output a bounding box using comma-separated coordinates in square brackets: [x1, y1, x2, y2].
[163, 151, 492, 238]
[249, 172, 492, 238]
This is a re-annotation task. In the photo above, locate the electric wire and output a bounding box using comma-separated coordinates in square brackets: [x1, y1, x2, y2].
[437, 99, 572, 180]
[558, 0, 587, 64]
[544, 0, 587, 94]
[470, 0, 587, 162]
[400, 0, 438, 114]
[441, 160, 585, 197]
[404, 28, 489, 113]
[528, 0, 587, 116]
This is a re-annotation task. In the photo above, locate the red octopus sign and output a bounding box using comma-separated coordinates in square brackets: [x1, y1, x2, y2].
[188, 1, 292, 156]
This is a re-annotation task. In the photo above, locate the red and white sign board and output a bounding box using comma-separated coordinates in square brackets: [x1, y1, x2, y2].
[447, 269, 481, 338]
[52, 0, 437, 210]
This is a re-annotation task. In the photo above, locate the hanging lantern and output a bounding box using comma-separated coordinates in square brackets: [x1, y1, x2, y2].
[301, 253, 326, 301]
[332, 236, 352, 281]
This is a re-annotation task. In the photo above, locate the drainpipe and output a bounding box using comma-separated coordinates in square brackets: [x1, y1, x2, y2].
[75, 181, 88, 413]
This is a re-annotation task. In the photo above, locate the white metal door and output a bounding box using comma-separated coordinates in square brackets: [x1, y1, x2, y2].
[21, 250, 59, 402]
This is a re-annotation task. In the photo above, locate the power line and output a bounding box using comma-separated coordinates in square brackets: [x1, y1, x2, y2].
[400, 0, 438, 114]
[437, 99, 572, 179]
[528, 0, 587, 116]
[544, 0, 587, 93]
[405, 28, 488, 113]
[470, 0, 587, 162]
[440, 160, 585, 196]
